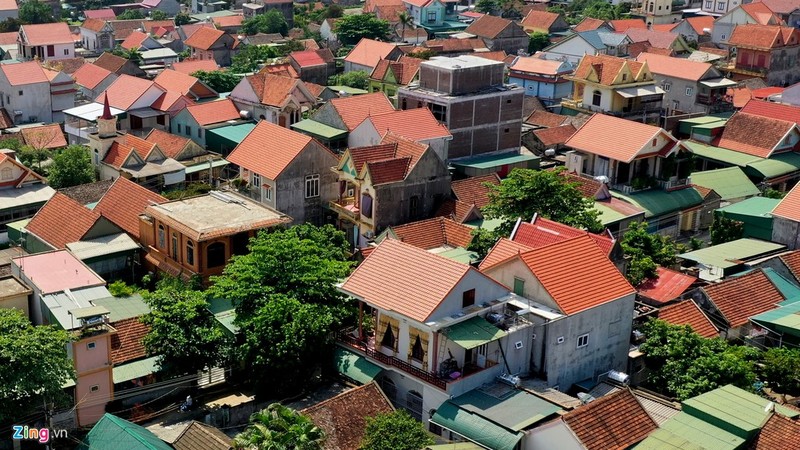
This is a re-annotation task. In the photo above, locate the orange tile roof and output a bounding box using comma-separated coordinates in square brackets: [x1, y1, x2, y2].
[227, 120, 326, 180]
[344, 38, 398, 69]
[465, 14, 514, 39]
[154, 69, 216, 98]
[686, 16, 715, 35]
[741, 98, 800, 123]
[715, 112, 795, 159]
[519, 235, 633, 315]
[525, 110, 571, 128]
[573, 17, 607, 32]
[380, 131, 429, 169]
[171, 59, 220, 74]
[608, 18, 647, 32]
[103, 133, 157, 168]
[422, 38, 489, 53]
[184, 27, 225, 51]
[110, 317, 149, 365]
[749, 412, 800, 450]
[72, 63, 114, 90]
[212, 14, 243, 28]
[245, 73, 303, 107]
[185, 98, 240, 126]
[143, 128, 190, 159]
[97, 74, 160, 110]
[513, 216, 615, 256]
[120, 30, 148, 50]
[565, 114, 675, 163]
[303, 81, 326, 98]
[388, 217, 474, 250]
[93, 52, 128, 73]
[21, 23, 73, 45]
[572, 54, 647, 86]
[370, 56, 422, 85]
[451, 173, 500, 208]
[141, 20, 175, 34]
[361, 108, 451, 141]
[624, 28, 681, 49]
[637, 267, 696, 304]
[26, 193, 100, 249]
[364, 0, 403, 13]
[20, 124, 67, 150]
[773, 183, 800, 222]
[84, 9, 116, 20]
[651, 23, 679, 32]
[741, 2, 784, 25]
[151, 91, 194, 112]
[511, 57, 569, 75]
[341, 239, 476, 322]
[348, 144, 397, 173]
[636, 52, 712, 81]
[479, 238, 532, 271]
[290, 49, 333, 68]
[0, 61, 49, 86]
[729, 24, 798, 49]
[434, 199, 480, 223]
[520, 10, 562, 32]
[329, 92, 395, 131]
[259, 62, 300, 78]
[559, 170, 604, 199]
[366, 156, 411, 184]
[532, 124, 576, 146]
[657, 300, 719, 339]
[702, 269, 785, 328]
[562, 389, 657, 450]
[95, 177, 166, 239]
[81, 18, 108, 33]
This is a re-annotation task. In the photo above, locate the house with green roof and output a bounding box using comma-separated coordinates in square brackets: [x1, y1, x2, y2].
[612, 185, 718, 237]
[78, 413, 172, 450]
[715, 197, 780, 241]
[678, 238, 786, 280]
[690, 167, 760, 204]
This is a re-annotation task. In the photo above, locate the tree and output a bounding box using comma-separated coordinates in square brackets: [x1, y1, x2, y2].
[116, 9, 145, 20]
[149, 10, 168, 20]
[334, 14, 390, 45]
[326, 4, 344, 18]
[528, 32, 550, 54]
[761, 347, 800, 396]
[397, 11, 413, 41]
[140, 278, 232, 375]
[619, 221, 679, 285]
[467, 227, 500, 260]
[231, 45, 277, 73]
[111, 45, 142, 63]
[175, 12, 192, 26]
[0, 309, 75, 423]
[242, 9, 289, 36]
[583, 0, 620, 20]
[483, 167, 603, 235]
[47, 145, 95, 189]
[327, 70, 369, 90]
[191, 70, 241, 93]
[475, 0, 497, 14]
[0, 17, 22, 32]
[18, 0, 55, 24]
[710, 214, 744, 245]
[233, 403, 325, 450]
[763, 188, 785, 199]
[361, 410, 434, 450]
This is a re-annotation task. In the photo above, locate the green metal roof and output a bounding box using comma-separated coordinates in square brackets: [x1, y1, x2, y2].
[690, 167, 760, 201]
[677, 238, 785, 269]
[657, 411, 745, 450]
[451, 153, 540, 170]
[184, 159, 229, 174]
[682, 385, 799, 439]
[290, 119, 348, 140]
[463, 217, 504, 231]
[334, 346, 382, 385]
[208, 297, 238, 336]
[682, 141, 762, 167]
[6, 218, 31, 232]
[750, 301, 800, 336]
[450, 388, 562, 431]
[206, 122, 256, 144]
[431, 401, 523, 450]
[745, 151, 800, 179]
[327, 85, 369, 95]
[437, 247, 479, 264]
[426, 443, 483, 450]
[635, 428, 706, 450]
[92, 294, 149, 322]
[113, 356, 160, 384]
[78, 413, 173, 450]
[444, 316, 507, 350]
[594, 201, 629, 224]
[716, 197, 780, 218]
[612, 188, 703, 218]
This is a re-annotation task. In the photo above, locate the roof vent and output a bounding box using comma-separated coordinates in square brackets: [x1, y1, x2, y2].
[239, 110, 251, 119]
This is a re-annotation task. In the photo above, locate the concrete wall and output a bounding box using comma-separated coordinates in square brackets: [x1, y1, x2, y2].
[275, 141, 339, 225]
[482, 24, 529, 55]
[655, 75, 706, 113]
[545, 37, 604, 63]
[75, 368, 113, 426]
[711, 8, 751, 45]
[74, 335, 112, 374]
[773, 216, 800, 250]
[508, 77, 572, 104]
[525, 419, 584, 450]
[309, 101, 348, 131]
[0, 77, 52, 123]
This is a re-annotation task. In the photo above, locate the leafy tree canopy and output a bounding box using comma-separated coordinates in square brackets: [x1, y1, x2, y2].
[328, 70, 369, 90]
[19, 0, 55, 24]
[0, 309, 75, 422]
[528, 32, 550, 54]
[334, 14, 390, 45]
[475, 0, 497, 14]
[233, 403, 325, 450]
[47, 145, 95, 189]
[762, 347, 800, 396]
[242, 9, 289, 36]
[191, 70, 241, 93]
[149, 10, 167, 20]
[230, 40, 304, 73]
[361, 410, 434, 450]
[710, 214, 744, 245]
[619, 221, 679, 285]
[116, 9, 145, 20]
[175, 12, 192, 26]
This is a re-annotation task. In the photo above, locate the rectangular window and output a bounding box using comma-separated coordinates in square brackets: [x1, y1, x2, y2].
[705, 0, 712, 8]
[47, 45, 54, 57]
[90, 385, 99, 392]
[663, 83, 671, 92]
[513, 278, 525, 296]
[185, 125, 192, 136]
[251, 173, 260, 187]
[171, 233, 179, 261]
[17, 90, 22, 96]
[87, 342, 96, 350]
[63, 48, 69, 55]
[264, 186, 272, 200]
[462, 289, 475, 308]
[177, 124, 182, 133]
[686, 87, 694, 96]
[717, 1, 725, 10]
[197, 128, 202, 138]
[305, 174, 320, 198]
[577, 334, 589, 348]
[427, 11, 436, 22]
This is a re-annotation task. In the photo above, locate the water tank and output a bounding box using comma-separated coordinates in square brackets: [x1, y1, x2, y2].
[608, 370, 630, 385]
[239, 110, 251, 119]
[544, 148, 556, 157]
[594, 175, 609, 184]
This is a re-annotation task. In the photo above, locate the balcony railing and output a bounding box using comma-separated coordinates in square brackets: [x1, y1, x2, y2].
[329, 197, 359, 220]
[658, 177, 691, 191]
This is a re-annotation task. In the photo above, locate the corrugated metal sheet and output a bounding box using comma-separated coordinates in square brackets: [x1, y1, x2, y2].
[430, 401, 523, 450]
[113, 356, 160, 384]
[678, 238, 786, 269]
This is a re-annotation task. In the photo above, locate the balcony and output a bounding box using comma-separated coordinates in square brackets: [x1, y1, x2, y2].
[657, 176, 691, 191]
[329, 197, 359, 220]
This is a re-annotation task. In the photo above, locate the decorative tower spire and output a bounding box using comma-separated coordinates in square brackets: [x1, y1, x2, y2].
[97, 92, 117, 138]
[101, 92, 112, 120]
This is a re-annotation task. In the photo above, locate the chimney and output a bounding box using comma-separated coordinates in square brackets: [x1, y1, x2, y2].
[97, 92, 117, 138]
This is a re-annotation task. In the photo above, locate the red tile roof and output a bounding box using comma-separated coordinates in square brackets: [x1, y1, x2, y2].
[171, 59, 220, 74]
[636, 52, 712, 81]
[21, 124, 67, 150]
[184, 27, 225, 50]
[154, 69, 216, 98]
[366, 156, 411, 184]
[95, 177, 166, 239]
[0, 61, 49, 86]
[451, 174, 500, 208]
[143, 128, 190, 159]
[749, 412, 800, 450]
[380, 131, 429, 169]
[609, 18, 647, 32]
[465, 14, 515, 39]
[93, 52, 129, 74]
[703, 269, 785, 328]
[651, 23, 679, 32]
[341, 239, 480, 322]
[566, 114, 675, 163]
[572, 54, 647, 86]
[290, 49, 333, 68]
[344, 38, 398, 69]
[185, 98, 240, 126]
[637, 267, 696, 304]
[72, 63, 114, 90]
[329, 92, 395, 131]
[360, 108, 451, 141]
[212, 14, 243, 28]
[387, 217, 474, 250]
[741, 2, 785, 25]
[715, 112, 795, 159]
[574, 17, 607, 32]
[525, 110, 571, 128]
[686, 16, 715, 35]
[120, 30, 148, 50]
[729, 24, 798, 49]
[624, 28, 681, 50]
[110, 317, 149, 365]
[532, 124, 576, 147]
[97, 74, 160, 110]
[479, 238, 531, 272]
[81, 18, 108, 33]
[773, 183, 800, 222]
[348, 144, 397, 173]
[434, 199, 480, 223]
[0, 31, 16, 46]
[559, 170, 604, 199]
[741, 98, 800, 123]
[520, 10, 562, 32]
[259, 62, 300, 78]
[26, 193, 100, 249]
[562, 389, 658, 450]
[245, 73, 304, 107]
[103, 133, 158, 168]
[513, 216, 615, 256]
[21, 23, 73, 45]
[369, 56, 422, 85]
[84, 9, 116, 20]
[228, 120, 329, 180]
[657, 300, 719, 339]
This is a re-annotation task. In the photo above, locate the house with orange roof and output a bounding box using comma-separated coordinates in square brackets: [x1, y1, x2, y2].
[18, 23, 75, 61]
[608, 18, 647, 32]
[226, 120, 338, 225]
[330, 133, 450, 248]
[94, 74, 171, 130]
[520, 10, 569, 34]
[508, 56, 573, 105]
[713, 111, 800, 159]
[656, 300, 720, 339]
[93, 51, 146, 77]
[368, 56, 423, 105]
[0, 0, 17, 20]
[184, 27, 237, 67]
[375, 216, 476, 262]
[420, 37, 491, 55]
[240, 0, 294, 28]
[170, 58, 219, 75]
[343, 38, 402, 73]
[0, 151, 54, 242]
[400, 0, 468, 35]
[153, 69, 217, 100]
[143, 128, 226, 183]
[229, 73, 317, 129]
[563, 54, 664, 122]
[624, 28, 692, 54]
[300, 91, 395, 150]
[287, 48, 335, 85]
[170, 98, 245, 148]
[464, 14, 528, 55]
[119, 30, 162, 52]
[20, 124, 67, 150]
[337, 238, 531, 409]
[712, 2, 784, 45]
[725, 24, 800, 86]
[348, 108, 452, 160]
[80, 18, 116, 54]
[0, 61, 75, 124]
[479, 228, 635, 389]
[72, 62, 118, 101]
[433, 173, 500, 225]
[772, 183, 800, 249]
[573, 17, 612, 33]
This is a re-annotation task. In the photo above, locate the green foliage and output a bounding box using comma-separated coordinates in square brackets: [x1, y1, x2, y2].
[0, 17, 22, 32]
[528, 32, 550, 54]
[326, 4, 344, 18]
[475, 0, 497, 14]
[175, 12, 192, 26]
[762, 347, 800, 396]
[111, 45, 142, 63]
[483, 167, 604, 235]
[242, 9, 289, 36]
[149, 10, 168, 20]
[620, 221, 679, 285]
[230, 40, 304, 73]
[191, 70, 240, 93]
[406, 48, 436, 60]
[361, 410, 435, 450]
[47, 145, 95, 189]
[18, 146, 50, 174]
[763, 188, 785, 199]
[334, 14, 390, 45]
[141, 278, 232, 375]
[108, 280, 136, 297]
[0, 137, 22, 151]
[689, 236, 703, 251]
[710, 214, 744, 245]
[19, 0, 55, 24]
[583, 1, 619, 20]
[467, 227, 500, 260]
[162, 182, 214, 200]
[233, 403, 325, 450]
[0, 309, 75, 423]
[327, 70, 369, 90]
[116, 9, 145, 20]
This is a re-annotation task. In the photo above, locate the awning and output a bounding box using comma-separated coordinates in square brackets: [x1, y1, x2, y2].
[68, 305, 110, 320]
[63, 102, 124, 121]
[700, 78, 738, 88]
[113, 356, 160, 384]
[444, 316, 507, 350]
[430, 402, 523, 450]
[334, 347, 382, 384]
[128, 108, 165, 119]
[184, 159, 229, 174]
[66, 232, 140, 260]
[291, 119, 348, 140]
[617, 85, 666, 98]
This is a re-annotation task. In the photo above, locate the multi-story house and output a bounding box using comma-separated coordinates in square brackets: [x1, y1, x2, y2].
[368, 56, 422, 105]
[343, 38, 402, 74]
[80, 18, 116, 54]
[298, 92, 395, 151]
[0, 61, 75, 124]
[397, 55, 524, 160]
[348, 108, 452, 161]
[636, 52, 736, 114]
[227, 120, 339, 225]
[463, 14, 529, 55]
[229, 73, 317, 128]
[711, 2, 783, 46]
[702, 0, 744, 17]
[757, 0, 800, 26]
[726, 24, 800, 86]
[170, 99, 245, 148]
[508, 57, 573, 106]
[542, 30, 632, 64]
[330, 133, 451, 248]
[401, 0, 467, 35]
[635, 0, 677, 26]
[562, 54, 663, 122]
[18, 23, 75, 61]
[72, 63, 118, 103]
[0, 151, 53, 243]
[288, 49, 335, 85]
[184, 27, 237, 67]
[337, 238, 533, 423]
[241, 0, 294, 28]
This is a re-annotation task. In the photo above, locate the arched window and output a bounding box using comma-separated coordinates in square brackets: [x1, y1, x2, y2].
[381, 323, 395, 348]
[380, 378, 397, 402]
[592, 90, 602, 106]
[411, 335, 424, 361]
[207, 242, 226, 268]
[186, 240, 194, 266]
[171, 233, 179, 261]
[407, 391, 423, 421]
[157, 224, 165, 249]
